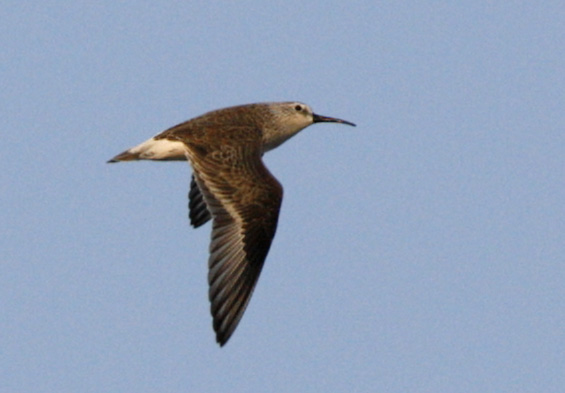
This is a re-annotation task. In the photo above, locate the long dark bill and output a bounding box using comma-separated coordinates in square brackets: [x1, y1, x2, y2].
[312, 113, 356, 127]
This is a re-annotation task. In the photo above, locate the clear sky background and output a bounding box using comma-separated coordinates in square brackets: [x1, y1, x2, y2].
[2, 2, 564, 392]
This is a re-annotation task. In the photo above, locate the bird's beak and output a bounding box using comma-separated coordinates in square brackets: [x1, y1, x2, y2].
[312, 113, 356, 127]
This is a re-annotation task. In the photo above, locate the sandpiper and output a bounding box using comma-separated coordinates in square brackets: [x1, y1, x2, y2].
[108, 102, 355, 345]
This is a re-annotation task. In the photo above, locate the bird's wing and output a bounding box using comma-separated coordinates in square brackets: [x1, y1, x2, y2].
[188, 174, 211, 228]
[178, 126, 283, 346]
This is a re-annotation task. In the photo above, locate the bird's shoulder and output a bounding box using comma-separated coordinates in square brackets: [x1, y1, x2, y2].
[156, 119, 262, 145]
[154, 105, 269, 142]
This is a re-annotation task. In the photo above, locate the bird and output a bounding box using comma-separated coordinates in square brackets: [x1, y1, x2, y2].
[108, 102, 355, 346]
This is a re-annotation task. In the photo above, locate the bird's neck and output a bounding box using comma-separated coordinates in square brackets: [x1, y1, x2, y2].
[262, 124, 307, 153]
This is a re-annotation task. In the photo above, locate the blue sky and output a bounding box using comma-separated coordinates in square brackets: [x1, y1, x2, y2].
[2, 2, 564, 392]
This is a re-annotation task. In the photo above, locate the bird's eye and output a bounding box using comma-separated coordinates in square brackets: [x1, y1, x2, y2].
[294, 104, 303, 111]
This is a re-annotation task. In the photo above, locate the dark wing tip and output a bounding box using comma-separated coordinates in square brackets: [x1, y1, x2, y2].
[216, 332, 229, 347]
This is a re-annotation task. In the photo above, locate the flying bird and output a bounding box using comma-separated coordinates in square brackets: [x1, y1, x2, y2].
[108, 102, 355, 345]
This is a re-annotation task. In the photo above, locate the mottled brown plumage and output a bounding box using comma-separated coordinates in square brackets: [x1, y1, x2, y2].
[108, 102, 355, 345]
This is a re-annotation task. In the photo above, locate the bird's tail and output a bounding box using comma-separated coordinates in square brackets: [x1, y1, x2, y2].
[107, 149, 141, 163]
[107, 137, 188, 163]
